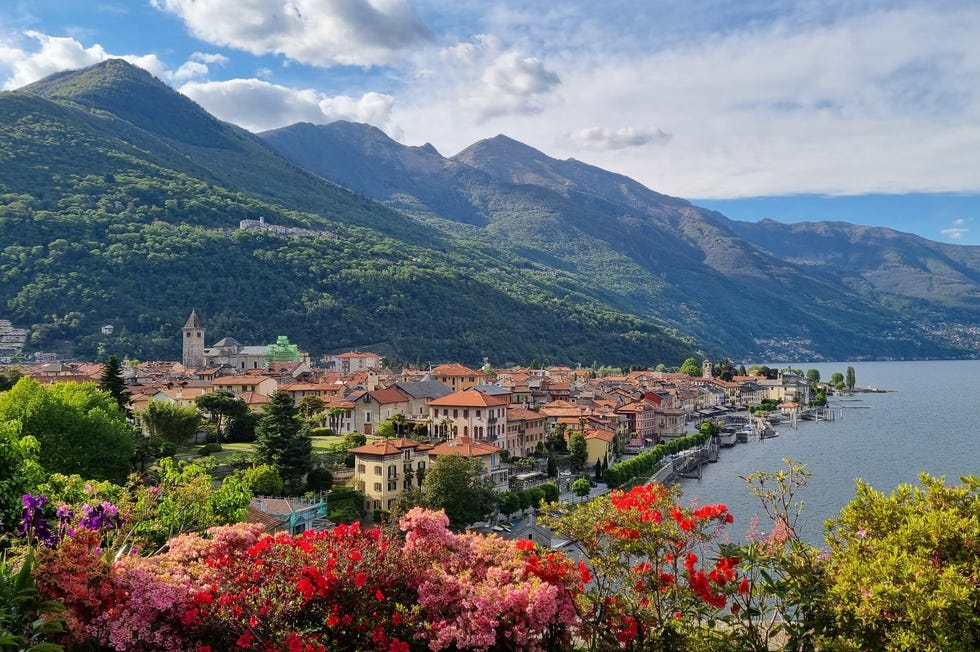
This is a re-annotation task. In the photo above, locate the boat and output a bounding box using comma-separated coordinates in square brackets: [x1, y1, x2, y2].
[719, 427, 737, 447]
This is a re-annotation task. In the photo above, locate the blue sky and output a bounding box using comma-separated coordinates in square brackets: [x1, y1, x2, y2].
[1, 1, 979, 244]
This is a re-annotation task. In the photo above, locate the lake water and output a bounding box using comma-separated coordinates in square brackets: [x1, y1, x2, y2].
[677, 360, 980, 547]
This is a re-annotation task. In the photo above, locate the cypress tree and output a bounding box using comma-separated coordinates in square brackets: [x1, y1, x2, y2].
[254, 391, 313, 491]
[99, 355, 131, 415]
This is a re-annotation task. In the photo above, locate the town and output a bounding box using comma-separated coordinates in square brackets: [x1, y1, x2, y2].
[1, 310, 833, 532]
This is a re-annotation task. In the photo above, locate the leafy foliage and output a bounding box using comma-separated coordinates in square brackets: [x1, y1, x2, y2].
[253, 391, 313, 489]
[0, 378, 134, 483]
[422, 455, 496, 530]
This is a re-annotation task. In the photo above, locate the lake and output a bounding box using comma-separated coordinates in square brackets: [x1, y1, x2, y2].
[677, 360, 980, 547]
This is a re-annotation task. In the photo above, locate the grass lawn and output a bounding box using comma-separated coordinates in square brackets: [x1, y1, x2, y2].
[182, 435, 350, 462]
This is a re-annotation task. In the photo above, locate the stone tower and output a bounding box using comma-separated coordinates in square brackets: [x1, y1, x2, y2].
[702, 358, 713, 379]
[181, 310, 205, 369]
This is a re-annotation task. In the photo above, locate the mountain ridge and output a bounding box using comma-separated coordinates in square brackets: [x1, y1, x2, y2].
[1, 59, 978, 363]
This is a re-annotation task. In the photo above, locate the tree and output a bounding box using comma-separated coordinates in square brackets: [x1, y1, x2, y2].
[547, 422, 568, 453]
[254, 391, 313, 490]
[845, 365, 856, 390]
[0, 377, 134, 482]
[831, 371, 845, 389]
[195, 390, 248, 444]
[569, 431, 588, 471]
[297, 395, 325, 421]
[422, 454, 495, 530]
[805, 368, 821, 383]
[546, 454, 558, 478]
[0, 421, 45, 534]
[571, 476, 591, 497]
[375, 420, 396, 438]
[99, 355, 131, 415]
[141, 400, 200, 445]
[240, 463, 284, 496]
[679, 357, 701, 377]
[0, 367, 23, 391]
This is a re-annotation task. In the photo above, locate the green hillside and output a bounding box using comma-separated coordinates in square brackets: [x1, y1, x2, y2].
[0, 60, 697, 366]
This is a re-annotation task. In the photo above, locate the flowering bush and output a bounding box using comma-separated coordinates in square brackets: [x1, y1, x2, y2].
[31, 509, 578, 651]
[541, 482, 739, 651]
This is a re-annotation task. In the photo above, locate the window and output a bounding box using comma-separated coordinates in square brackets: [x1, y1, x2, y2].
[373, 483, 382, 492]
[417, 461, 425, 471]
[453, 409, 458, 418]
[365, 412, 371, 422]
[374, 466, 382, 475]
[403, 450, 411, 461]
[388, 481, 397, 491]
[476, 410, 481, 418]
[357, 464, 365, 473]
[463, 409, 468, 418]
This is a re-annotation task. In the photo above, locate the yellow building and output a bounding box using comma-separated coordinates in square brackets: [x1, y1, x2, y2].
[350, 438, 431, 513]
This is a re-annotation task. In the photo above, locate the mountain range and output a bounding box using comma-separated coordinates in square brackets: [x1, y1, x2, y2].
[1, 59, 978, 365]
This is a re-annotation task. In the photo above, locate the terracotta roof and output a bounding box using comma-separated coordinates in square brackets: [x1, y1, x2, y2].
[367, 386, 410, 404]
[246, 504, 284, 533]
[240, 392, 272, 405]
[213, 376, 274, 385]
[432, 363, 481, 377]
[427, 389, 508, 408]
[351, 438, 432, 456]
[428, 436, 501, 457]
[334, 351, 379, 359]
[507, 407, 543, 421]
[585, 428, 616, 443]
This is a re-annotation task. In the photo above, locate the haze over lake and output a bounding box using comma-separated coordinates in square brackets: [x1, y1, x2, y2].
[679, 360, 980, 546]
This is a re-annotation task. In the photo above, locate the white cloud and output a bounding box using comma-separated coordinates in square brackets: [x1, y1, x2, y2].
[390, 3, 980, 199]
[430, 37, 560, 121]
[567, 126, 671, 150]
[0, 31, 169, 89]
[2, 31, 108, 89]
[179, 78, 398, 135]
[170, 60, 208, 82]
[151, 0, 431, 67]
[190, 52, 229, 65]
[941, 227, 968, 239]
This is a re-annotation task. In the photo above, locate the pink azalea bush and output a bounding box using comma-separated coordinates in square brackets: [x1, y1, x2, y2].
[34, 509, 580, 651]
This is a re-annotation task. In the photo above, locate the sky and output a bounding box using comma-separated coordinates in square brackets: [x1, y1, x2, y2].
[1, 1, 979, 244]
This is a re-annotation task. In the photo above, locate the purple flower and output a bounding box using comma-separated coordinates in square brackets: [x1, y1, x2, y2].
[79, 501, 125, 531]
[18, 493, 58, 547]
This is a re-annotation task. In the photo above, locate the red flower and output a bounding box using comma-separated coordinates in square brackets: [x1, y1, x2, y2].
[354, 572, 367, 588]
[515, 539, 535, 552]
[236, 630, 255, 648]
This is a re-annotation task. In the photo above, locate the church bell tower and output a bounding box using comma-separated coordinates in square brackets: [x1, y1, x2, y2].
[181, 310, 205, 369]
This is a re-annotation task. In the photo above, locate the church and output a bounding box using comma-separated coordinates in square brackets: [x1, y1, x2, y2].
[181, 311, 307, 371]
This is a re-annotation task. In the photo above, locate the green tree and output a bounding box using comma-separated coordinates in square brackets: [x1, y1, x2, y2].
[0, 377, 134, 482]
[195, 390, 248, 444]
[422, 454, 495, 530]
[679, 357, 701, 377]
[571, 476, 591, 497]
[254, 391, 313, 490]
[297, 394, 325, 421]
[240, 463, 284, 496]
[546, 454, 558, 478]
[805, 368, 821, 383]
[375, 420, 396, 438]
[540, 482, 560, 503]
[0, 421, 45, 534]
[831, 371, 845, 388]
[140, 399, 200, 445]
[121, 457, 251, 554]
[569, 431, 588, 471]
[0, 367, 23, 391]
[845, 365, 856, 390]
[547, 423, 568, 453]
[99, 354, 131, 414]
